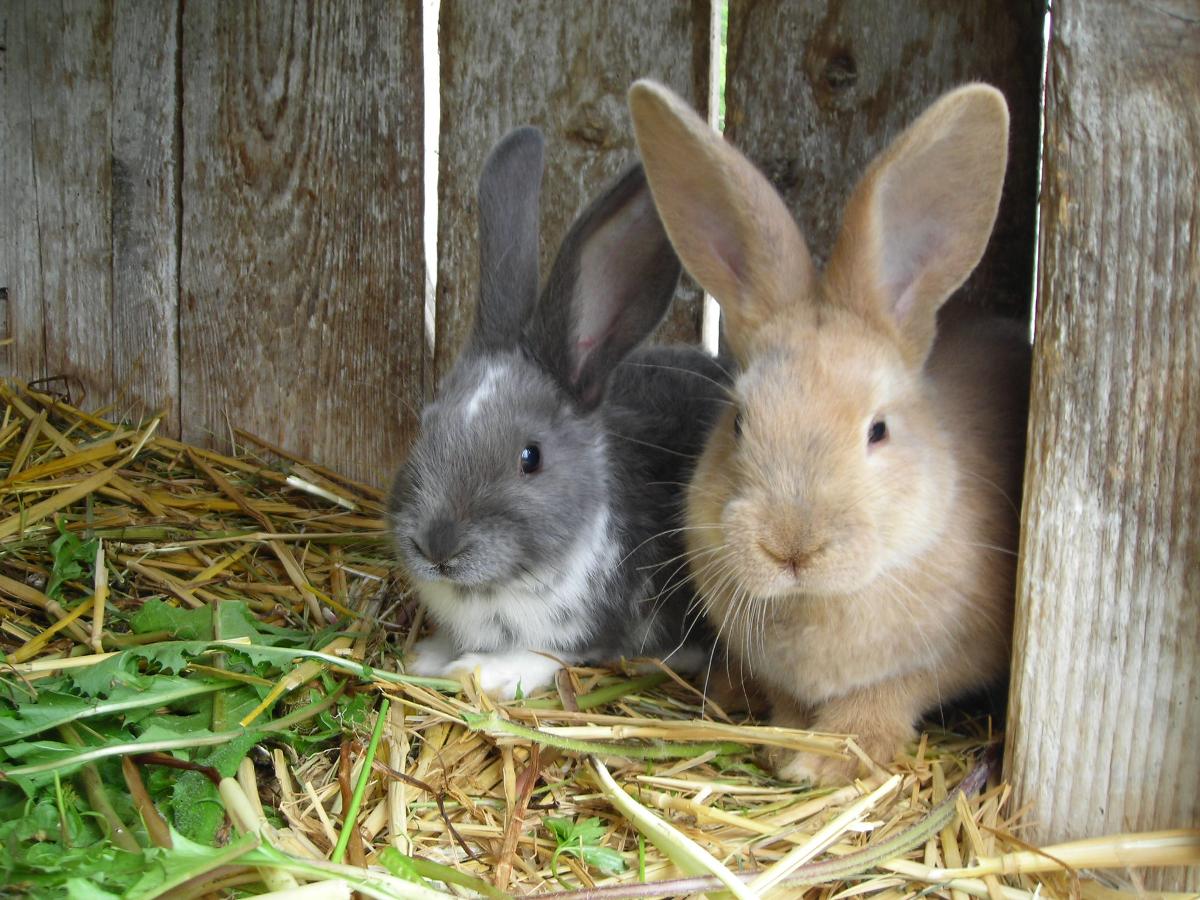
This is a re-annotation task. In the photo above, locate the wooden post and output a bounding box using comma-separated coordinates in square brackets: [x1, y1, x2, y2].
[1006, 0, 1200, 890]
[723, 0, 1043, 318]
[179, 1, 425, 485]
[434, 0, 711, 382]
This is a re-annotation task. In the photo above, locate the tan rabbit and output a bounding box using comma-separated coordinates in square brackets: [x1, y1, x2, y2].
[629, 81, 1030, 784]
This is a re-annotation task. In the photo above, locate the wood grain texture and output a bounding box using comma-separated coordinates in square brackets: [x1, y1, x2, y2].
[724, 0, 1043, 317]
[435, 0, 711, 381]
[180, 1, 424, 486]
[0, 1, 116, 405]
[0, 5, 40, 380]
[1006, 1, 1199, 890]
[111, 0, 179, 434]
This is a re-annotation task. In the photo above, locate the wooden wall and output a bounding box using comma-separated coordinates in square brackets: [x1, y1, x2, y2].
[724, 0, 1043, 318]
[1005, 0, 1199, 891]
[435, 0, 710, 381]
[1, 0, 426, 486]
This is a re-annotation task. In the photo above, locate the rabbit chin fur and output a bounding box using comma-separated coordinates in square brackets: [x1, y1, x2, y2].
[410, 500, 618, 658]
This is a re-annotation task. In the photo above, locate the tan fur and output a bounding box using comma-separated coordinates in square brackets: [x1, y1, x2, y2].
[630, 81, 1030, 784]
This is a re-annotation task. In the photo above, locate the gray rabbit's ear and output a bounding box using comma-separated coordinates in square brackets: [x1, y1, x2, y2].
[526, 164, 681, 411]
[472, 126, 545, 350]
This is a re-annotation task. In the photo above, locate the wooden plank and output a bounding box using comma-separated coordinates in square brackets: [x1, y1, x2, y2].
[1005, 1, 1199, 890]
[0, 6, 38, 381]
[723, 0, 1043, 318]
[0, 1, 116, 405]
[111, 0, 180, 435]
[435, 0, 711, 380]
[180, 1, 424, 487]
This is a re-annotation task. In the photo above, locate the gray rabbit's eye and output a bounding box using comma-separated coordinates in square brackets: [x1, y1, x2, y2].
[519, 444, 542, 474]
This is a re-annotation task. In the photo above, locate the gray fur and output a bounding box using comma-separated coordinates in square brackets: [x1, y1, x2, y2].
[389, 127, 731, 670]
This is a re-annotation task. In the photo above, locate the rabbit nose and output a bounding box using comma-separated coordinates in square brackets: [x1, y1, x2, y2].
[417, 518, 467, 565]
[756, 538, 814, 576]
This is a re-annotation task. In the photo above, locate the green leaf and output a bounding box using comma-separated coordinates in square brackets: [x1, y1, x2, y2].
[125, 828, 260, 900]
[46, 518, 99, 600]
[171, 731, 259, 844]
[545, 815, 628, 880]
[66, 878, 125, 900]
[130, 599, 212, 640]
[378, 846, 434, 887]
[0, 677, 235, 743]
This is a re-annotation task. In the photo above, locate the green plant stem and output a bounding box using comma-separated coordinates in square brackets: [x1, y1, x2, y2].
[53, 771, 71, 848]
[332, 697, 390, 864]
[237, 845, 456, 900]
[268, 679, 348, 731]
[4, 729, 259, 780]
[210, 600, 230, 732]
[462, 711, 745, 760]
[210, 640, 463, 693]
[58, 723, 141, 852]
[130, 832, 261, 900]
[522, 672, 669, 711]
[407, 855, 512, 899]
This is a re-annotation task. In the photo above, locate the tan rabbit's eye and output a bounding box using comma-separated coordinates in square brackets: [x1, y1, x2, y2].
[733, 413, 743, 437]
[868, 419, 888, 445]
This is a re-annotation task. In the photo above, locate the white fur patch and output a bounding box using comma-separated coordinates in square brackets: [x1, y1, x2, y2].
[463, 361, 507, 421]
[411, 506, 619, 694]
[407, 633, 456, 676]
[415, 505, 618, 654]
[408, 637, 566, 699]
[445, 649, 566, 699]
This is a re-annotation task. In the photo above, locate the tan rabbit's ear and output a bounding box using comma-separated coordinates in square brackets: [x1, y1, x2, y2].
[827, 84, 1010, 367]
[629, 79, 815, 360]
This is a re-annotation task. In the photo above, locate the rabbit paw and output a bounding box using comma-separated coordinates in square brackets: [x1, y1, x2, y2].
[405, 633, 456, 676]
[442, 649, 563, 700]
[406, 635, 456, 677]
[762, 725, 912, 786]
[765, 746, 862, 785]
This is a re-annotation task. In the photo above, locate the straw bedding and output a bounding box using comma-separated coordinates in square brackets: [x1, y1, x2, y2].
[0, 379, 1194, 899]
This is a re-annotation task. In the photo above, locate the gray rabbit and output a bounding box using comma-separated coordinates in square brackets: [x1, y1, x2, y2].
[388, 126, 731, 698]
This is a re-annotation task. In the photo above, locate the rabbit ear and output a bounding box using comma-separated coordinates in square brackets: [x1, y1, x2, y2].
[628, 79, 816, 361]
[827, 84, 1010, 366]
[472, 126, 545, 351]
[524, 165, 681, 411]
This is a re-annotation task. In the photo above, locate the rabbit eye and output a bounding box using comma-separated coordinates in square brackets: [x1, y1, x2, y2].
[868, 419, 888, 445]
[519, 444, 542, 474]
[733, 414, 743, 437]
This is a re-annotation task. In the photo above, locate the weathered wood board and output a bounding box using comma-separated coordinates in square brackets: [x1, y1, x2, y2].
[179, 1, 425, 485]
[723, 0, 1043, 318]
[1, 2, 116, 409]
[111, 0, 180, 436]
[1005, 0, 1200, 889]
[1, 0, 179, 432]
[434, 0, 711, 382]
